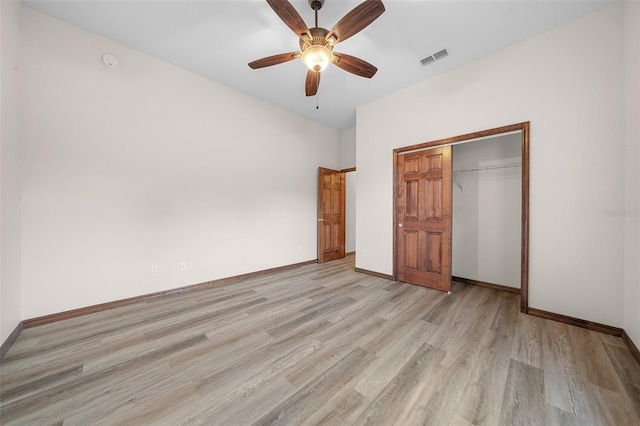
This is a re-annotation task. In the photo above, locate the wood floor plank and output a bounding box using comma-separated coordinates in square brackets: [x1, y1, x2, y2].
[283, 314, 387, 389]
[511, 311, 545, 369]
[603, 342, 640, 416]
[0, 364, 83, 402]
[206, 376, 297, 426]
[544, 403, 585, 426]
[352, 319, 437, 400]
[143, 296, 268, 340]
[568, 325, 625, 393]
[418, 336, 487, 425]
[253, 347, 376, 426]
[599, 332, 628, 348]
[489, 291, 520, 337]
[58, 361, 194, 426]
[301, 388, 369, 426]
[420, 280, 471, 325]
[0, 334, 207, 423]
[180, 335, 322, 425]
[593, 383, 640, 425]
[265, 295, 355, 338]
[437, 287, 502, 369]
[193, 336, 322, 400]
[352, 342, 446, 425]
[448, 413, 475, 426]
[2, 256, 639, 425]
[97, 386, 202, 426]
[542, 321, 600, 419]
[7, 359, 174, 425]
[498, 359, 546, 425]
[454, 334, 512, 425]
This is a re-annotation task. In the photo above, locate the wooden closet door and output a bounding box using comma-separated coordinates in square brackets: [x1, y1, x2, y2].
[396, 147, 452, 291]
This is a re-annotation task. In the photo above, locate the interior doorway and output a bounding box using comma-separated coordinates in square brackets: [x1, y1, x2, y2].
[317, 167, 346, 263]
[452, 133, 522, 292]
[317, 167, 356, 263]
[393, 122, 530, 312]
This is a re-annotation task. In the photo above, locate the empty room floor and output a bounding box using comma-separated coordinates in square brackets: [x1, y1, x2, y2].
[1, 256, 639, 425]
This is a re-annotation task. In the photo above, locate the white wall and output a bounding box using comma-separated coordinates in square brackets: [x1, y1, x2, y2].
[623, 1, 640, 348]
[452, 134, 521, 288]
[19, 7, 339, 320]
[356, 4, 628, 328]
[1, 0, 23, 344]
[345, 171, 356, 254]
[339, 127, 356, 170]
[339, 127, 356, 254]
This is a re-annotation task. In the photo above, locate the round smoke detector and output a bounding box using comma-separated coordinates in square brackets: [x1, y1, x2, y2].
[102, 54, 120, 70]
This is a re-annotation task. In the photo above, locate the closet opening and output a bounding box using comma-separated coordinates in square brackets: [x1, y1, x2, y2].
[393, 122, 529, 312]
[452, 133, 522, 294]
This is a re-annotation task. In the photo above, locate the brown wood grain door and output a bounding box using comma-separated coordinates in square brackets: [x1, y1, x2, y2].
[396, 147, 452, 291]
[318, 167, 346, 263]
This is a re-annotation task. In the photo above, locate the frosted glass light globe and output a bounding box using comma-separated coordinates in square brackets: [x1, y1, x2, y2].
[302, 45, 333, 72]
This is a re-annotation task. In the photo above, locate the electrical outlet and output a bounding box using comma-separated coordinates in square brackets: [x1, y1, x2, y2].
[151, 265, 158, 275]
[361, 250, 367, 258]
[180, 261, 187, 271]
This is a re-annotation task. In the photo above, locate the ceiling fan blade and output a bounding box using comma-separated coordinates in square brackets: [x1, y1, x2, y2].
[266, 0, 311, 40]
[249, 52, 301, 69]
[333, 53, 378, 78]
[305, 70, 320, 96]
[327, 0, 385, 44]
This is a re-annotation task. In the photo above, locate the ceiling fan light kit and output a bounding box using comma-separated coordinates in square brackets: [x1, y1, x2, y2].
[249, 0, 385, 96]
[301, 45, 333, 72]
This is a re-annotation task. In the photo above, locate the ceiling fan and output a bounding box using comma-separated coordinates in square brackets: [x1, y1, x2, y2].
[248, 0, 385, 96]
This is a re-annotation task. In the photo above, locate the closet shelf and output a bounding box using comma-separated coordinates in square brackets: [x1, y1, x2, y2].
[452, 162, 522, 175]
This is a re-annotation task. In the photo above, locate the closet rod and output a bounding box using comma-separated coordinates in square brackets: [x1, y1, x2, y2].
[452, 162, 522, 174]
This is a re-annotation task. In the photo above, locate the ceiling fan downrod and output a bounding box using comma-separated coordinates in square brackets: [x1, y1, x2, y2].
[310, 0, 323, 28]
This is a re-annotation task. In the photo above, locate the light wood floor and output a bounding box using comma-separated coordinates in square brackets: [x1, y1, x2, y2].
[1, 257, 639, 425]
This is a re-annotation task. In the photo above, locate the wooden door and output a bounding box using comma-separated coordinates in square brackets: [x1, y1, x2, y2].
[318, 167, 346, 263]
[396, 147, 452, 291]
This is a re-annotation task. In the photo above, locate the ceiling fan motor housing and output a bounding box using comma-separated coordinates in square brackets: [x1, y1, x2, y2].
[300, 27, 334, 72]
[300, 27, 331, 50]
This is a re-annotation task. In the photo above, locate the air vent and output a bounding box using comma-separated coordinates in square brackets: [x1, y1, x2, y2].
[420, 48, 450, 66]
[420, 56, 435, 66]
[433, 49, 449, 60]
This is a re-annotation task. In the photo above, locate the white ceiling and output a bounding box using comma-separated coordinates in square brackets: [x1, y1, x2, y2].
[23, 0, 612, 130]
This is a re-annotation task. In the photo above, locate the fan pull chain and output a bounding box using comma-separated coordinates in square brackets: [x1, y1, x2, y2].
[316, 93, 319, 110]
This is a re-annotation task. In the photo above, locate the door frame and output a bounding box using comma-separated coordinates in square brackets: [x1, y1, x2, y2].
[317, 167, 346, 263]
[393, 122, 530, 313]
[316, 166, 356, 263]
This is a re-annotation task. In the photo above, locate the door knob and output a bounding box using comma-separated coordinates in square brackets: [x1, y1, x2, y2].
[399, 223, 403, 227]
[318, 218, 325, 222]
